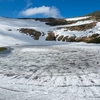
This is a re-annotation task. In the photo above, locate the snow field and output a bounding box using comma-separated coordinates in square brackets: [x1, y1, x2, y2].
[0, 16, 100, 100]
[0, 44, 100, 100]
[0, 17, 100, 47]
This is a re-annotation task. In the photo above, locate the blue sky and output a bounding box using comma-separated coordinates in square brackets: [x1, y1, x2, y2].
[0, 0, 100, 18]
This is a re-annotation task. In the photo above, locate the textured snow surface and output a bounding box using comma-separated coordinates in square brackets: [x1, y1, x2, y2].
[0, 44, 100, 100]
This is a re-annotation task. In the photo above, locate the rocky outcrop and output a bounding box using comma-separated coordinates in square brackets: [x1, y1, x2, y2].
[45, 32, 100, 43]
[34, 17, 77, 26]
[45, 18, 76, 26]
[66, 35, 76, 42]
[57, 22, 97, 31]
[76, 34, 100, 43]
[57, 35, 64, 41]
[19, 28, 100, 43]
[62, 36, 69, 41]
[46, 32, 56, 41]
[19, 28, 41, 40]
[7, 29, 12, 31]
[18, 17, 77, 26]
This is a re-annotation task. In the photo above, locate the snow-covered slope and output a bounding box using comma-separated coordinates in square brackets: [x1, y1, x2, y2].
[0, 15, 100, 47]
[0, 17, 52, 46]
[1, 13, 100, 100]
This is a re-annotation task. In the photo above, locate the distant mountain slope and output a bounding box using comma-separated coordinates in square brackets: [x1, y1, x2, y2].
[87, 10, 100, 21]
[0, 11, 100, 46]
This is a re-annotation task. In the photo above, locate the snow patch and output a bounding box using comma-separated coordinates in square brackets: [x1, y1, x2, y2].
[21, 48, 49, 52]
[66, 16, 91, 21]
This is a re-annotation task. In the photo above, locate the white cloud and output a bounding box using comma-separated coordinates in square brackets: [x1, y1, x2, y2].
[20, 6, 61, 18]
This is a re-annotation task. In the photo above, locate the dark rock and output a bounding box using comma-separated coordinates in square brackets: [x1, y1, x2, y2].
[46, 32, 56, 41]
[58, 35, 64, 41]
[19, 28, 41, 40]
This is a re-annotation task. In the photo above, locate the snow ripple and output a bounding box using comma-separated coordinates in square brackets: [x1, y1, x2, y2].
[0, 45, 100, 100]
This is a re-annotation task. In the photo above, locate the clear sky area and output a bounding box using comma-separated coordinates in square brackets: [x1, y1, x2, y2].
[0, 0, 100, 18]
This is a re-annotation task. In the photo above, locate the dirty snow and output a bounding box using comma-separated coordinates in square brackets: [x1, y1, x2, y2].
[0, 44, 100, 100]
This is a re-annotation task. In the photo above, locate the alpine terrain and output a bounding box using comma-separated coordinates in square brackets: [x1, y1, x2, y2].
[0, 11, 100, 100]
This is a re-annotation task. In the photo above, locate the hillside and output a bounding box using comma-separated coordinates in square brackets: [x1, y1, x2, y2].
[87, 10, 100, 21]
[1, 11, 100, 100]
[0, 11, 100, 46]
